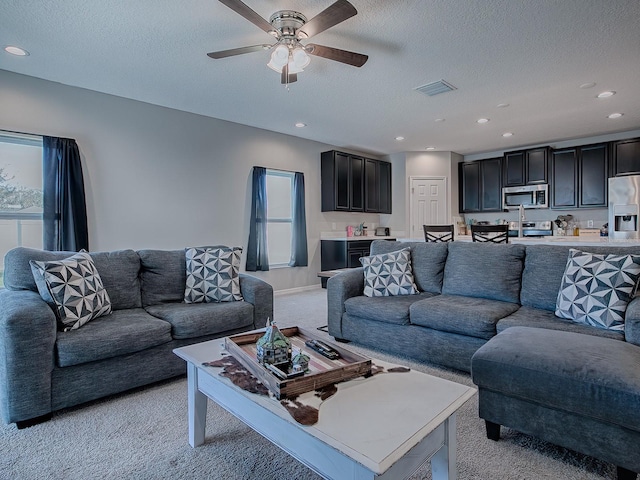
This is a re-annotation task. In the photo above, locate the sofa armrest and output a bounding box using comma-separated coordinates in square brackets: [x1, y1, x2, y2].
[239, 274, 273, 329]
[327, 268, 365, 339]
[0, 289, 57, 424]
[625, 297, 640, 347]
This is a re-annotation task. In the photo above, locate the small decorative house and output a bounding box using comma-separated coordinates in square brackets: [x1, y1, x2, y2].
[256, 319, 291, 367]
[291, 348, 310, 373]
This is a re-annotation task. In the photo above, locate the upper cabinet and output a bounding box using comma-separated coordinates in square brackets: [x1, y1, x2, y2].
[549, 143, 608, 209]
[503, 147, 548, 186]
[321, 150, 391, 213]
[459, 157, 502, 213]
[611, 138, 640, 176]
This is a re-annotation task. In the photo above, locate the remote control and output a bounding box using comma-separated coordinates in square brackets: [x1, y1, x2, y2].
[305, 339, 340, 360]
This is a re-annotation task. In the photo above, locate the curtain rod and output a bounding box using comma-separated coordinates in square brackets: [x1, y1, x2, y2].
[256, 166, 304, 175]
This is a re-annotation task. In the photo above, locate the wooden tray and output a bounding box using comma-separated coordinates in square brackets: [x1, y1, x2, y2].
[224, 326, 371, 399]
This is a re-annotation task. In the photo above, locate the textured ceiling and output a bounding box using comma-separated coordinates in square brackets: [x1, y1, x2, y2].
[1, 0, 639, 156]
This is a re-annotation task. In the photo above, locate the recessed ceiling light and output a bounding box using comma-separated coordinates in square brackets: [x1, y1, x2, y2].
[597, 91, 616, 98]
[426, 147, 436, 151]
[294, 122, 306, 128]
[395, 136, 405, 141]
[477, 118, 490, 124]
[496, 103, 510, 108]
[502, 132, 513, 137]
[4, 45, 29, 56]
[434, 118, 445, 123]
[580, 82, 596, 89]
[608, 113, 623, 119]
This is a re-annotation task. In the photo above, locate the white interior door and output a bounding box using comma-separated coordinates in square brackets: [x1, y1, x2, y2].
[410, 177, 448, 238]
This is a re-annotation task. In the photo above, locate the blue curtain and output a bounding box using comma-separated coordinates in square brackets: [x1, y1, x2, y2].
[289, 172, 308, 267]
[246, 166, 269, 271]
[42, 136, 89, 251]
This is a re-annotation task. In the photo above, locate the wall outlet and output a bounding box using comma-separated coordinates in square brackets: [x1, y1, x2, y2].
[331, 222, 336, 230]
[587, 220, 594, 228]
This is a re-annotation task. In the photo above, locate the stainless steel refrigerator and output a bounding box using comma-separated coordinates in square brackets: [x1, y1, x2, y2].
[609, 175, 640, 239]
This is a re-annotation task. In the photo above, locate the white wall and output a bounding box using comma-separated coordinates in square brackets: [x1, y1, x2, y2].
[0, 69, 392, 291]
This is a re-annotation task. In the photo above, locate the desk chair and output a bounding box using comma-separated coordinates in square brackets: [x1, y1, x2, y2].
[471, 224, 509, 244]
[423, 224, 455, 243]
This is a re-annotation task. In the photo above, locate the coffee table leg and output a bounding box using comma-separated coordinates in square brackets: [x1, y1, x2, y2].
[431, 414, 457, 480]
[187, 362, 208, 447]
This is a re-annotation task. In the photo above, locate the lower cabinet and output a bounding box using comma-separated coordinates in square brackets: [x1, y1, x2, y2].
[320, 238, 394, 287]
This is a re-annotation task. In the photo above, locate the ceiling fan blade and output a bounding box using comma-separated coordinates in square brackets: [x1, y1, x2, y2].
[207, 44, 272, 59]
[218, 0, 276, 35]
[296, 0, 357, 39]
[306, 44, 368, 67]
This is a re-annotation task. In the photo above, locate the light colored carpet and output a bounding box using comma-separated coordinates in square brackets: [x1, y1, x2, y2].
[0, 288, 616, 479]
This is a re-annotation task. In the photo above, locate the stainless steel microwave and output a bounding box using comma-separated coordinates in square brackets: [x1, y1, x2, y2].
[502, 184, 548, 210]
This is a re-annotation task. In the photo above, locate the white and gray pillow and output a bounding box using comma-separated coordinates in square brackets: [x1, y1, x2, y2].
[555, 248, 640, 331]
[30, 251, 112, 331]
[360, 248, 418, 297]
[184, 246, 243, 303]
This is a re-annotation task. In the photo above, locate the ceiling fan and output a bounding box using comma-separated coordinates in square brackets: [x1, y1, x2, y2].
[207, 0, 368, 85]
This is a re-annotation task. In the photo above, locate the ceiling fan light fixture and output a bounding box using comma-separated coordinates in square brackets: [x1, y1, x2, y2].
[291, 47, 310, 69]
[267, 44, 289, 72]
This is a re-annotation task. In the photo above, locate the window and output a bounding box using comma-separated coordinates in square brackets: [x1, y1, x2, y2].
[0, 132, 43, 285]
[266, 169, 294, 267]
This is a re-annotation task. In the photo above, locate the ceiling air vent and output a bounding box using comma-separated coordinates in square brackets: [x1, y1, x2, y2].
[414, 80, 457, 97]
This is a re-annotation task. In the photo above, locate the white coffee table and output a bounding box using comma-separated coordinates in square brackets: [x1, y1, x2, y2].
[174, 339, 476, 480]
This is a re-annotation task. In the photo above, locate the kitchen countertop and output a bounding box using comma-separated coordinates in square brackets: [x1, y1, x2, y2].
[320, 236, 397, 241]
[398, 236, 640, 247]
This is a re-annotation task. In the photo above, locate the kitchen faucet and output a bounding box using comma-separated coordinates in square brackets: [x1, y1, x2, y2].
[518, 204, 525, 237]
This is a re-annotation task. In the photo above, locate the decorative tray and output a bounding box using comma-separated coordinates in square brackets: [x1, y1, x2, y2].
[224, 326, 371, 399]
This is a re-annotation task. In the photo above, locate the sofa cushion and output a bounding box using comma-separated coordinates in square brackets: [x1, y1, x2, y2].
[497, 306, 625, 341]
[3, 247, 142, 310]
[471, 326, 640, 433]
[30, 251, 112, 331]
[138, 249, 186, 306]
[360, 248, 418, 297]
[184, 246, 243, 303]
[555, 248, 640, 331]
[442, 242, 525, 303]
[410, 294, 520, 340]
[55, 308, 172, 367]
[370, 241, 448, 293]
[89, 250, 142, 310]
[145, 301, 254, 340]
[344, 292, 436, 325]
[521, 245, 640, 311]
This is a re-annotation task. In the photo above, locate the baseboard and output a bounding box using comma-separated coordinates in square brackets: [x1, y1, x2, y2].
[275, 284, 323, 296]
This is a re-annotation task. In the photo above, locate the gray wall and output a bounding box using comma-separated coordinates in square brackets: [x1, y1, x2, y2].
[0, 69, 373, 291]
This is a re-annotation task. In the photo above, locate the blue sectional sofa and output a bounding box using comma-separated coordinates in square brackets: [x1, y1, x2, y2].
[327, 240, 640, 479]
[0, 247, 273, 428]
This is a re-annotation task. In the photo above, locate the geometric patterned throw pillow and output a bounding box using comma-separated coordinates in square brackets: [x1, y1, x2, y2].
[555, 248, 640, 331]
[360, 248, 418, 297]
[184, 246, 243, 303]
[30, 251, 112, 331]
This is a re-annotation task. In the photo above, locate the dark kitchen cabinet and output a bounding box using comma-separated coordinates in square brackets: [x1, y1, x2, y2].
[481, 157, 503, 211]
[322, 150, 391, 213]
[320, 238, 394, 287]
[611, 138, 640, 176]
[550, 148, 578, 208]
[579, 143, 608, 207]
[503, 148, 548, 186]
[378, 160, 392, 214]
[459, 161, 480, 212]
[526, 147, 548, 184]
[550, 143, 607, 209]
[459, 158, 502, 213]
[503, 151, 525, 187]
